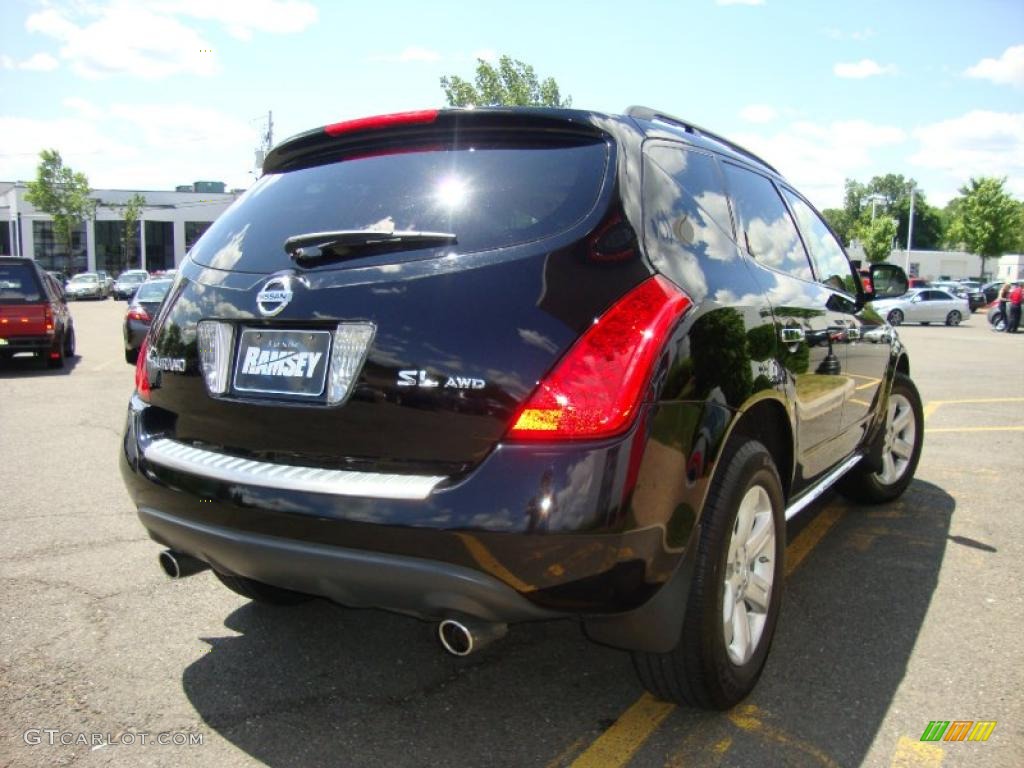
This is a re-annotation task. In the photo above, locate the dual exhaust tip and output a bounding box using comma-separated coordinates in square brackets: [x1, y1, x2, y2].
[158, 550, 507, 657]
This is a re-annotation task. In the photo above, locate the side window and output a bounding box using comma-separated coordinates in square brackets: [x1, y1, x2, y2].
[643, 145, 736, 263]
[721, 163, 813, 282]
[782, 189, 857, 295]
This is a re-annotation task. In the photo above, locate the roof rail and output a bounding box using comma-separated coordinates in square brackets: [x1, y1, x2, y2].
[625, 105, 779, 174]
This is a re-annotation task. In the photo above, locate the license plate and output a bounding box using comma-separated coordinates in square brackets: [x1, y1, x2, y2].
[233, 328, 332, 398]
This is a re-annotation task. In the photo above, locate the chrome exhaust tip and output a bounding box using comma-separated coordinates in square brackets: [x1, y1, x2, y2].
[438, 618, 507, 656]
[158, 550, 209, 579]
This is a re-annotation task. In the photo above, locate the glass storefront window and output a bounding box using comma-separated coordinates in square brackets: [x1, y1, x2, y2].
[33, 220, 87, 273]
[184, 221, 213, 253]
[95, 221, 142, 276]
[144, 221, 175, 271]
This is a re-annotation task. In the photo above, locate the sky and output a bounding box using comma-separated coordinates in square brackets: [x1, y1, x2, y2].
[1, 0, 1022, 211]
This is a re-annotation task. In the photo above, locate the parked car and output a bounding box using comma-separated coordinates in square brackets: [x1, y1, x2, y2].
[981, 280, 1005, 303]
[930, 280, 985, 311]
[123, 278, 173, 364]
[874, 287, 970, 326]
[908, 277, 929, 289]
[0, 257, 76, 367]
[113, 270, 150, 301]
[96, 270, 115, 296]
[120, 106, 923, 710]
[46, 270, 69, 288]
[65, 272, 107, 300]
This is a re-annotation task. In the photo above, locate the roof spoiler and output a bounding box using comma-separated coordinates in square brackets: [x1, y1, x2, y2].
[625, 105, 779, 174]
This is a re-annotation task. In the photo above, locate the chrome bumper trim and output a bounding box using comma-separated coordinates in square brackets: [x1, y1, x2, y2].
[784, 452, 862, 521]
[143, 438, 444, 500]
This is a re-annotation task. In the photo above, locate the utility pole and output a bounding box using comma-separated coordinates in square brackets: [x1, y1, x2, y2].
[905, 187, 916, 271]
[254, 110, 274, 173]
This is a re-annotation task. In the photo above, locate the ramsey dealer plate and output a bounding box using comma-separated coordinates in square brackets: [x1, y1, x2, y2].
[233, 328, 331, 398]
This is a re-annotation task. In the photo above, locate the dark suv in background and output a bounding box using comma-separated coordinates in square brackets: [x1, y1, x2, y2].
[120, 107, 922, 709]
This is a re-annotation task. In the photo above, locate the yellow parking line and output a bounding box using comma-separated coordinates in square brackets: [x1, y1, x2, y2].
[922, 402, 941, 421]
[928, 397, 1024, 405]
[569, 694, 675, 768]
[890, 735, 943, 767]
[568, 506, 846, 768]
[926, 426, 1024, 433]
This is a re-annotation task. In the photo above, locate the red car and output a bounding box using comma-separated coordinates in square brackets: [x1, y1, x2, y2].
[0, 257, 76, 368]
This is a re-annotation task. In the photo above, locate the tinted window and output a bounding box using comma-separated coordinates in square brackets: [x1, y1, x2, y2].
[0, 263, 42, 303]
[722, 164, 812, 281]
[644, 146, 737, 264]
[191, 140, 610, 273]
[781, 189, 857, 294]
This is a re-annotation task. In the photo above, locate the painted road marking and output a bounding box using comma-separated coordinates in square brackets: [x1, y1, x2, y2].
[924, 397, 1024, 422]
[568, 694, 675, 768]
[727, 704, 841, 768]
[568, 505, 847, 768]
[890, 735, 943, 768]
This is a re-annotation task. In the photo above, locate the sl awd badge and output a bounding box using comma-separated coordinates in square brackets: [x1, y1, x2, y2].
[257, 276, 293, 317]
[398, 370, 486, 390]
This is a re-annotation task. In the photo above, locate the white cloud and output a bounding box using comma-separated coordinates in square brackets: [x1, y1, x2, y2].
[370, 46, 443, 63]
[739, 104, 778, 124]
[965, 44, 1024, 88]
[734, 120, 907, 208]
[833, 59, 895, 79]
[23, 0, 317, 78]
[63, 97, 104, 120]
[716, 0, 765, 6]
[910, 111, 1024, 201]
[1, 52, 60, 71]
[824, 27, 874, 41]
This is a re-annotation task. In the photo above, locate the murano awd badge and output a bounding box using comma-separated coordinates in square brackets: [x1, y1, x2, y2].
[257, 277, 293, 317]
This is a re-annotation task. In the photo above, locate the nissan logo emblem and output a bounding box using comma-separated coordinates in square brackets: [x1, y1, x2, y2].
[257, 277, 293, 317]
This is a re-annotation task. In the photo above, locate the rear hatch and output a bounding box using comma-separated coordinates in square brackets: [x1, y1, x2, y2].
[145, 109, 652, 475]
[0, 262, 48, 337]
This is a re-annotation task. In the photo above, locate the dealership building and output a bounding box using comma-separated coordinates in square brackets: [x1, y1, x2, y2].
[0, 181, 238, 275]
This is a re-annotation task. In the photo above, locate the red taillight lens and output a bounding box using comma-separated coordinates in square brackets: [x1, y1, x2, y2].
[43, 305, 54, 331]
[127, 306, 150, 323]
[134, 337, 151, 402]
[509, 276, 692, 440]
[324, 109, 439, 137]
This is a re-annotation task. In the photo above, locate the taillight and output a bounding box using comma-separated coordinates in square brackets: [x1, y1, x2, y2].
[324, 109, 439, 137]
[135, 337, 151, 402]
[43, 305, 54, 332]
[126, 305, 150, 323]
[509, 275, 692, 440]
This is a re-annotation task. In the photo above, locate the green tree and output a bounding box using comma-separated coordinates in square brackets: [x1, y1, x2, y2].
[24, 149, 96, 272]
[821, 207, 855, 245]
[946, 177, 1023, 277]
[840, 174, 943, 252]
[852, 216, 898, 263]
[440, 55, 571, 107]
[122, 193, 145, 270]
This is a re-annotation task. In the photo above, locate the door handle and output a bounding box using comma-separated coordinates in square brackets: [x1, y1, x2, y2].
[779, 327, 805, 344]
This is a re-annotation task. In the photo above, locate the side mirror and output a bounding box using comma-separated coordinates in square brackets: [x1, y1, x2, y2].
[866, 263, 909, 301]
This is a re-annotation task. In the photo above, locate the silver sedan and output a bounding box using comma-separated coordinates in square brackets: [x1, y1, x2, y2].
[873, 288, 970, 326]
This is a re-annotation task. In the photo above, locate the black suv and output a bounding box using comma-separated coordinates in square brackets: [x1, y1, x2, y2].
[120, 107, 923, 709]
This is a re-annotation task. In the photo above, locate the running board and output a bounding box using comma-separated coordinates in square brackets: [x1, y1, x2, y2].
[784, 453, 862, 521]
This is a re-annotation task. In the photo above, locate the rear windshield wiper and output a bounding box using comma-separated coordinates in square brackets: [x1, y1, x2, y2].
[284, 229, 457, 265]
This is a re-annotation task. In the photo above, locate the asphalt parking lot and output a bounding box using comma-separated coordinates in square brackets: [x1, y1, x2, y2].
[1, 300, 1021, 768]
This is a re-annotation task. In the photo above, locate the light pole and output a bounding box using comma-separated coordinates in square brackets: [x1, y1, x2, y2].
[866, 193, 887, 221]
[905, 187, 916, 272]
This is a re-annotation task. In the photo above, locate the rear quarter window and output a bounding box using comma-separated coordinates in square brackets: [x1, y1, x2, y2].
[190, 139, 610, 273]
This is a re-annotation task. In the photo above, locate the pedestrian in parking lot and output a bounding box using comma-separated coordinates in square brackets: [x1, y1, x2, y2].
[1007, 283, 1023, 333]
[996, 282, 1012, 331]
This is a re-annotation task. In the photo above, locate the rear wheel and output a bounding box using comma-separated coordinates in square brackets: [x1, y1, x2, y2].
[887, 309, 903, 326]
[63, 326, 76, 358]
[633, 440, 784, 709]
[47, 337, 65, 369]
[125, 348, 138, 365]
[838, 373, 923, 504]
[214, 571, 313, 606]
[945, 311, 961, 326]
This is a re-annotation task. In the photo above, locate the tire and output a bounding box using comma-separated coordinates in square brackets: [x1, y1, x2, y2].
[837, 373, 923, 504]
[214, 571, 313, 606]
[632, 440, 784, 709]
[63, 326, 76, 358]
[992, 313, 1007, 332]
[945, 311, 961, 326]
[125, 348, 138, 365]
[887, 309, 903, 326]
[920, 322, 930, 326]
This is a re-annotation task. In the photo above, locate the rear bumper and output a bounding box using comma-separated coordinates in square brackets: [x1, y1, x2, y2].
[120, 395, 718, 629]
[0, 334, 55, 352]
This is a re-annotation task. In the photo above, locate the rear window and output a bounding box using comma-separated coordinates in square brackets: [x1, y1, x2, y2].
[71, 274, 99, 283]
[190, 140, 610, 273]
[135, 280, 172, 302]
[0, 263, 42, 303]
